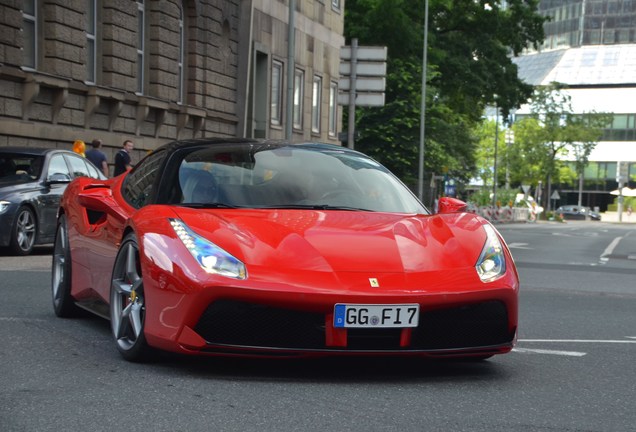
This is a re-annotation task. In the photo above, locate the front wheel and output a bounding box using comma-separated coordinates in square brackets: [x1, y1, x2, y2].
[51, 214, 79, 317]
[10, 206, 36, 255]
[110, 233, 152, 362]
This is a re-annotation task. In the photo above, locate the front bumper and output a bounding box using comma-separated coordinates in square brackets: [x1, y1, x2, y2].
[189, 298, 515, 358]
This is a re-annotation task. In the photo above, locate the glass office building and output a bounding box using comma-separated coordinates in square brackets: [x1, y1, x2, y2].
[511, 0, 636, 212]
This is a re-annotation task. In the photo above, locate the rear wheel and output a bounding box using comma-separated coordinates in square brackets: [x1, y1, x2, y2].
[9, 206, 36, 255]
[51, 214, 79, 317]
[110, 233, 152, 362]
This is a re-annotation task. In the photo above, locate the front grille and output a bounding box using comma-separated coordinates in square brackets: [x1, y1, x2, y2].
[194, 299, 513, 352]
[411, 300, 512, 349]
[194, 300, 326, 349]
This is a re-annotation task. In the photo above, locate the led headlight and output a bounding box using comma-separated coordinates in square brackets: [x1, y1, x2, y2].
[475, 224, 506, 282]
[0, 201, 11, 214]
[170, 218, 247, 280]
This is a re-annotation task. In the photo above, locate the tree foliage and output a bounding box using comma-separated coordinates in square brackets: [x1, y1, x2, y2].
[343, 0, 546, 193]
[507, 83, 612, 208]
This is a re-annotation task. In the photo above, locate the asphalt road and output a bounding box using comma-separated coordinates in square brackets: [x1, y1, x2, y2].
[1, 221, 635, 432]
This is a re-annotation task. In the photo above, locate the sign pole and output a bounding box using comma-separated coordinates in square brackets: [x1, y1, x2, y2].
[347, 38, 358, 149]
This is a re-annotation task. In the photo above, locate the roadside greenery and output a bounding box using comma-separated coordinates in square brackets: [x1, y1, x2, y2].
[343, 0, 546, 193]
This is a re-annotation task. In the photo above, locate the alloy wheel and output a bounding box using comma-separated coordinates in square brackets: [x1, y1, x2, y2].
[110, 235, 148, 359]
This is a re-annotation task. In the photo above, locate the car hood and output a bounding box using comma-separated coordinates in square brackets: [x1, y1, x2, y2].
[169, 208, 489, 274]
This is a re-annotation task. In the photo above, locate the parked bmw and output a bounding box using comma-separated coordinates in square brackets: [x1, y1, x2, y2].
[0, 146, 106, 255]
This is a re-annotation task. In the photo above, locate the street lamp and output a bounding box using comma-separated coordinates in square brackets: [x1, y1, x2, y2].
[492, 101, 499, 208]
[417, 0, 430, 202]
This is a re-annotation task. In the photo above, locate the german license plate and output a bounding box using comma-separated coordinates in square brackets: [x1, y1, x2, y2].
[333, 304, 419, 328]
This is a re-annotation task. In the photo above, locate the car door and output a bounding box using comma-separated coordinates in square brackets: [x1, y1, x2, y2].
[39, 153, 72, 242]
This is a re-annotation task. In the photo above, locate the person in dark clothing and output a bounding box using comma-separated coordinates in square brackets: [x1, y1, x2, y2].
[85, 139, 109, 177]
[113, 139, 134, 177]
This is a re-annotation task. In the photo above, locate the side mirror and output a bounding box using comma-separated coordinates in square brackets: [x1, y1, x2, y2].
[77, 187, 127, 222]
[47, 173, 72, 184]
[437, 196, 467, 214]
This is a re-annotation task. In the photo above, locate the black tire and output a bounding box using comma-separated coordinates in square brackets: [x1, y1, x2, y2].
[9, 206, 36, 255]
[110, 233, 152, 362]
[51, 214, 80, 317]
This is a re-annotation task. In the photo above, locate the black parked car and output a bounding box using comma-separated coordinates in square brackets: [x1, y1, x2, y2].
[0, 147, 106, 255]
[556, 205, 601, 221]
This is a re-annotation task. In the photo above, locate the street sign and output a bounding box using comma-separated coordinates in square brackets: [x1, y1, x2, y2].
[339, 62, 387, 76]
[551, 190, 560, 200]
[338, 76, 385, 92]
[339, 41, 388, 147]
[444, 179, 457, 197]
[338, 92, 385, 106]
[340, 46, 387, 61]
[616, 161, 629, 183]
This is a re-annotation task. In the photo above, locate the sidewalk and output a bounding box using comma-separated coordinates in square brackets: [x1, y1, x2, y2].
[600, 211, 636, 223]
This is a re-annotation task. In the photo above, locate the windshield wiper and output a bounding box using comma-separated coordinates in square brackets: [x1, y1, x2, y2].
[258, 204, 370, 211]
[178, 202, 239, 209]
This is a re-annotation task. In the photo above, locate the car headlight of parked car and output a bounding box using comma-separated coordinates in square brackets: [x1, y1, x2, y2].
[170, 218, 247, 280]
[475, 224, 506, 282]
[0, 200, 11, 214]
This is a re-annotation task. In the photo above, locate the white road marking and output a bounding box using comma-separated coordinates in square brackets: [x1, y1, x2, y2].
[514, 337, 636, 357]
[513, 347, 586, 357]
[519, 339, 636, 344]
[600, 236, 623, 260]
[507, 242, 531, 249]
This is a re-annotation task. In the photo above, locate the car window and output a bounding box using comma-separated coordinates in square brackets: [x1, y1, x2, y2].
[47, 154, 71, 180]
[84, 158, 102, 179]
[122, 149, 168, 208]
[65, 154, 91, 178]
[0, 154, 43, 182]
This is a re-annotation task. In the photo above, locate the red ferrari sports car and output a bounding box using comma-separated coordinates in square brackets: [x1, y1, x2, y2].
[52, 138, 518, 362]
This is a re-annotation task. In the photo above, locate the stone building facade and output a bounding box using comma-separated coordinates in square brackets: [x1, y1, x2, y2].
[0, 0, 345, 171]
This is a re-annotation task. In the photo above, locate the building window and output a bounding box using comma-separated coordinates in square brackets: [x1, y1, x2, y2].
[23, 0, 37, 69]
[86, 0, 97, 83]
[293, 69, 304, 130]
[332, 0, 341, 11]
[137, 1, 145, 94]
[271, 61, 283, 126]
[328, 81, 337, 137]
[311, 76, 322, 133]
[177, 3, 185, 103]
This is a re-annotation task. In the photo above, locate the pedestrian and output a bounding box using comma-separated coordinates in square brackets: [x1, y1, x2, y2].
[113, 139, 134, 177]
[85, 139, 109, 177]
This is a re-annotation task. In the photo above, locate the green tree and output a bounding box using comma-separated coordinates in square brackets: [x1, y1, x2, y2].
[344, 0, 546, 199]
[511, 83, 612, 210]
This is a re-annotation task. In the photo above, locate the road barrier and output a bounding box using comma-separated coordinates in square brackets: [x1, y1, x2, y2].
[472, 206, 531, 223]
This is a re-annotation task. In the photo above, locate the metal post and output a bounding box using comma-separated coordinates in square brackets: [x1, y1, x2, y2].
[285, 0, 296, 140]
[492, 104, 499, 208]
[618, 181, 624, 223]
[347, 38, 358, 149]
[418, 1, 429, 202]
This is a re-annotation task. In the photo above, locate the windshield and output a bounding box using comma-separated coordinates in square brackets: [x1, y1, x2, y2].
[0, 153, 43, 184]
[172, 143, 428, 214]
